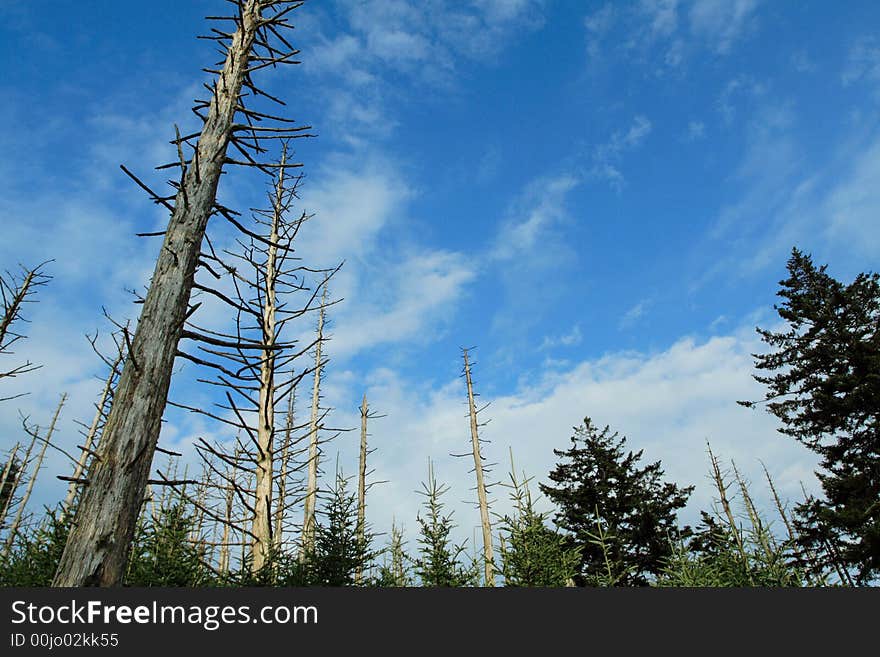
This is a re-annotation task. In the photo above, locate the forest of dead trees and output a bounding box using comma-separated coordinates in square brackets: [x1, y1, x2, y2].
[0, 1, 877, 588]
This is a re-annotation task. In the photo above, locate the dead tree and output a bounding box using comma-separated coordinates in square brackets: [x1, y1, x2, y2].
[0, 262, 51, 400]
[2, 393, 67, 559]
[0, 443, 21, 530]
[172, 149, 337, 573]
[301, 282, 329, 559]
[53, 0, 313, 586]
[460, 348, 495, 586]
[355, 393, 385, 584]
[59, 339, 125, 524]
[273, 391, 294, 549]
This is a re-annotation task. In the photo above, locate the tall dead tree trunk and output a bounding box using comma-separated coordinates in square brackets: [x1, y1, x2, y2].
[2, 393, 66, 558]
[53, 0, 307, 586]
[250, 149, 286, 571]
[356, 394, 369, 584]
[0, 428, 37, 532]
[0, 442, 21, 529]
[59, 349, 123, 524]
[301, 283, 327, 558]
[274, 391, 294, 550]
[462, 349, 494, 586]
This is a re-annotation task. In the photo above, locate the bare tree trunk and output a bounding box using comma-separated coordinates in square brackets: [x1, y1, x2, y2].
[0, 442, 21, 529]
[301, 285, 326, 558]
[463, 349, 494, 587]
[60, 350, 123, 524]
[356, 393, 368, 584]
[2, 393, 66, 558]
[251, 151, 286, 571]
[0, 428, 37, 532]
[52, 1, 279, 586]
[274, 391, 294, 550]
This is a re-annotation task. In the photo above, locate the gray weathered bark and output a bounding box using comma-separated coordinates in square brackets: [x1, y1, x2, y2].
[301, 285, 326, 558]
[356, 393, 368, 584]
[0, 442, 21, 530]
[53, 1, 269, 586]
[273, 391, 294, 550]
[250, 151, 286, 571]
[463, 350, 494, 586]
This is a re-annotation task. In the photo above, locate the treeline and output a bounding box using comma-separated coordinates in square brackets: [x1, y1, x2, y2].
[0, 0, 877, 587]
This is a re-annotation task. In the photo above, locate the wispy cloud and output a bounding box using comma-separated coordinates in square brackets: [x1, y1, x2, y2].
[590, 115, 653, 190]
[689, 0, 761, 54]
[619, 299, 651, 329]
[540, 325, 583, 350]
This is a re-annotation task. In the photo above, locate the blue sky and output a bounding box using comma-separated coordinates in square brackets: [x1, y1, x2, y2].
[1, 0, 879, 553]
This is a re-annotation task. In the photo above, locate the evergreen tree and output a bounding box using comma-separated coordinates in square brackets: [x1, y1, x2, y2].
[125, 498, 214, 587]
[0, 506, 71, 586]
[540, 417, 693, 586]
[497, 465, 580, 587]
[741, 248, 880, 584]
[306, 472, 374, 586]
[414, 464, 479, 587]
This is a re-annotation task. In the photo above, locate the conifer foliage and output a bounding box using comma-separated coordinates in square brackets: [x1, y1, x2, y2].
[540, 418, 693, 586]
[741, 248, 880, 584]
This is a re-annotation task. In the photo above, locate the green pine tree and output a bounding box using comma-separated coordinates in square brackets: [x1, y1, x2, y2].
[414, 463, 479, 587]
[305, 471, 375, 586]
[124, 496, 214, 586]
[540, 417, 693, 586]
[0, 506, 71, 586]
[740, 248, 880, 584]
[496, 461, 580, 587]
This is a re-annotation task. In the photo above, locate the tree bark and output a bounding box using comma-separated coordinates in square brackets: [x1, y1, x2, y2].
[274, 391, 294, 550]
[301, 285, 326, 558]
[463, 350, 494, 586]
[356, 393, 368, 584]
[2, 393, 66, 559]
[53, 1, 267, 586]
[251, 152, 285, 571]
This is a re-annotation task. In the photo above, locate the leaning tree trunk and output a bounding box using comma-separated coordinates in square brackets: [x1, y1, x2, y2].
[53, 1, 268, 586]
[463, 350, 494, 587]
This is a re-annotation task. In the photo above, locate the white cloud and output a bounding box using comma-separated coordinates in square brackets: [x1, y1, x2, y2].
[822, 135, 880, 256]
[591, 115, 653, 189]
[689, 0, 760, 54]
[687, 120, 706, 140]
[319, 322, 823, 550]
[640, 0, 680, 39]
[539, 325, 583, 350]
[327, 249, 477, 360]
[842, 36, 880, 98]
[490, 174, 579, 261]
[619, 300, 650, 329]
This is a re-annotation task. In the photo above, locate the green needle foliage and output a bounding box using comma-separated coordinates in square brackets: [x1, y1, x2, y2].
[124, 496, 214, 587]
[307, 471, 375, 586]
[496, 461, 580, 587]
[540, 417, 693, 586]
[414, 463, 480, 587]
[0, 506, 71, 586]
[741, 248, 880, 584]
